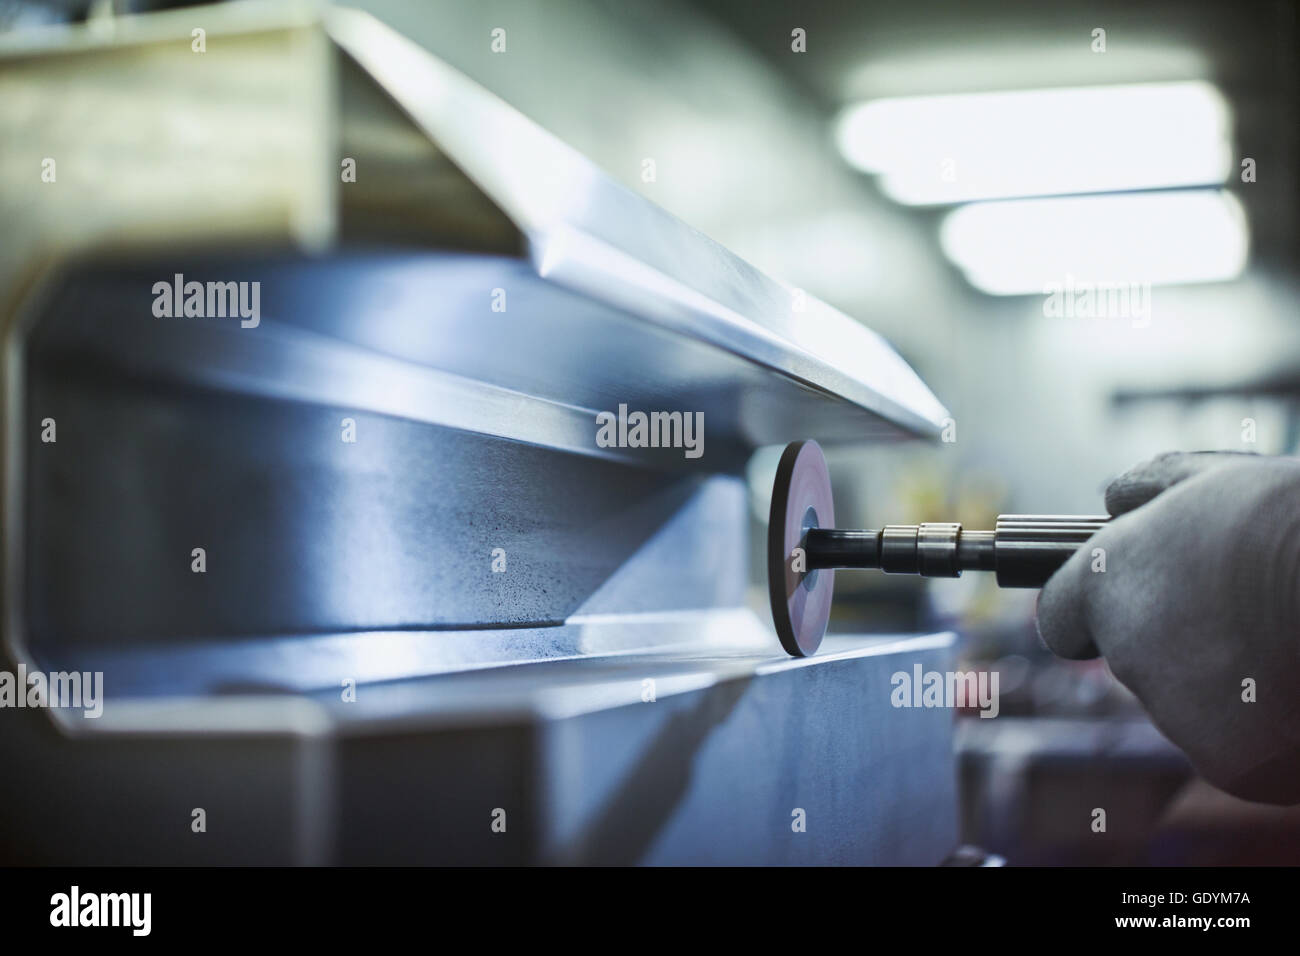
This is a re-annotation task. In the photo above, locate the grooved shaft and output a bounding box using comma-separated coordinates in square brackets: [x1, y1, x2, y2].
[804, 515, 1108, 588]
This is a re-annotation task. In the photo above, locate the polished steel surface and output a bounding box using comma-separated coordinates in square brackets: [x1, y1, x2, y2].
[327, 6, 949, 440]
[0, 4, 948, 450]
[1, 631, 959, 864]
[2, 8, 950, 690]
[0, 4, 960, 868]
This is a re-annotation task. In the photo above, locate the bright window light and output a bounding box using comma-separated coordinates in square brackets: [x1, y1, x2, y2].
[836, 82, 1232, 205]
[939, 190, 1248, 295]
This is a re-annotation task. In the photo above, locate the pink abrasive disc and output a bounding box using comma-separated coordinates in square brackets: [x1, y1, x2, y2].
[767, 440, 835, 657]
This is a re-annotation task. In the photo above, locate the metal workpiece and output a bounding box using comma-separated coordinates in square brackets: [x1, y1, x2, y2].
[0, 630, 959, 865]
[770, 441, 1108, 656]
[0, 6, 961, 865]
[0, 3, 949, 455]
[0, 7, 953, 715]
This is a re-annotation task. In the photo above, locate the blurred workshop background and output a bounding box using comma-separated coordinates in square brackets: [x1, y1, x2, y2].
[5, 0, 1298, 864]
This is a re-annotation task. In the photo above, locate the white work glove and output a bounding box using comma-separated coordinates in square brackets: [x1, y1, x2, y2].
[1036, 451, 1300, 804]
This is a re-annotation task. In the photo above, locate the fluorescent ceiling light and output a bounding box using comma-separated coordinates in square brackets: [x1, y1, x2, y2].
[842, 44, 1209, 100]
[940, 190, 1248, 295]
[836, 82, 1232, 205]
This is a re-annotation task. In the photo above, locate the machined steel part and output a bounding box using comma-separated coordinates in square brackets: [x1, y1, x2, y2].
[805, 515, 1109, 589]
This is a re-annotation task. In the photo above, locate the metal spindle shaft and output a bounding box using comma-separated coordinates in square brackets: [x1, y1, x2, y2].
[804, 515, 1109, 589]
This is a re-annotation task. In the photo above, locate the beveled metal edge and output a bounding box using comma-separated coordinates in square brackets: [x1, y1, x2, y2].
[325, 6, 950, 438]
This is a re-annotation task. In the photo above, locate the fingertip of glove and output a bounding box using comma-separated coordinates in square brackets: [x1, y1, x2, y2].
[1104, 450, 1251, 516]
[1034, 581, 1101, 660]
[1103, 476, 1150, 517]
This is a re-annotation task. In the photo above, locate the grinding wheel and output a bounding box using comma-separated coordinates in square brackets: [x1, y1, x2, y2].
[767, 440, 834, 657]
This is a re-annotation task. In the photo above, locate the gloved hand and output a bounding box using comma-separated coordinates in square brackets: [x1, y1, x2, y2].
[1036, 451, 1300, 804]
